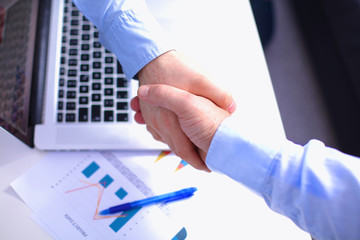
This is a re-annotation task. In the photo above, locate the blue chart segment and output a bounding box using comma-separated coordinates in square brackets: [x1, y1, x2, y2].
[82, 161, 100, 178]
[115, 187, 128, 200]
[110, 207, 142, 233]
[172, 227, 187, 240]
[99, 174, 113, 188]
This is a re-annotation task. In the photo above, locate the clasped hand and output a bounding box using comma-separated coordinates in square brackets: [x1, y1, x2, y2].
[130, 51, 235, 172]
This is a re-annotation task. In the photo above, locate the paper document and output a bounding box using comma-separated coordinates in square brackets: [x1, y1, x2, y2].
[11, 151, 189, 240]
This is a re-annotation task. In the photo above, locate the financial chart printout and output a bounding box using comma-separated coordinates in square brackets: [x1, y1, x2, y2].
[11, 151, 187, 240]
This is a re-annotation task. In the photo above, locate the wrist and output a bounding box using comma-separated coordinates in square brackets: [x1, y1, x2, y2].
[138, 50, 177, 85]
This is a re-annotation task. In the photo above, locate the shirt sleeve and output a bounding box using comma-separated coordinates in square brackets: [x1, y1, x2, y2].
[206, 117, 360, 240]
[72, 0, 173, 80]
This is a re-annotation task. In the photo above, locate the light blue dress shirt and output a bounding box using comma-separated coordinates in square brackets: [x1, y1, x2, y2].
[74, 1, 360, 239]
[207, 117, 360, 240]
[73, 0, 172, 80]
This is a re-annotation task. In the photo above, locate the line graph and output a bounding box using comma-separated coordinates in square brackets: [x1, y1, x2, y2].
[14, 151, 187, 239]
[65, 179, 126, 220]
[66, 160, 147, 233]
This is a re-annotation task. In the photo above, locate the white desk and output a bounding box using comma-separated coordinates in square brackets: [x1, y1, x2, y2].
[0, 0, 310, 239]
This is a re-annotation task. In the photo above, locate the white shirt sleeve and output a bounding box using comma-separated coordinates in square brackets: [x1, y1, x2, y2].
[206, 117, 360, 240]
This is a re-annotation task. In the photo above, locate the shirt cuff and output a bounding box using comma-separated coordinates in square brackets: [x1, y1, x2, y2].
[206, 117, 285, 195]
[99, 4, 173, 80]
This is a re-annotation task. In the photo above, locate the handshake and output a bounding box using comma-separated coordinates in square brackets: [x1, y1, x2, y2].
[130, 50, 236, 172]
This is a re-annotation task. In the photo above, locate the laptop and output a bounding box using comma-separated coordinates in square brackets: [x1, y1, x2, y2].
[1, 0, 279, 151]
[0, 0, 167, 150]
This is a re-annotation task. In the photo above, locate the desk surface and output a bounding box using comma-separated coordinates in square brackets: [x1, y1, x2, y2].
[0, 0, 309, 239]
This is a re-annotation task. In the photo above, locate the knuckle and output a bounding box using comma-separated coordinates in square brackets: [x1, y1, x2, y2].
[152, 84, 166, 99]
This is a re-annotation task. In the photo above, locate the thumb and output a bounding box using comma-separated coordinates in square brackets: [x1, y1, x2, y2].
[138, 84, 193, 117]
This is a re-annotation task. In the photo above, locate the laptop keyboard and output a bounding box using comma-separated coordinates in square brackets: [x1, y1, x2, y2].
[57, 0, 130, 124]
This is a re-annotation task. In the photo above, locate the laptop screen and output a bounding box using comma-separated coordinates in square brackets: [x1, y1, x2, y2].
[0, 0, 38, 146]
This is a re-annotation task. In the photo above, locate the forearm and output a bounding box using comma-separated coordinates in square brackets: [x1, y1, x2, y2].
[207, 117, 360, 239]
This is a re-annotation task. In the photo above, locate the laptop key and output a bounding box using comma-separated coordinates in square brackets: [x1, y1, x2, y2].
[68, 69, 77, 77]
[79, 96, 88, 105]
[58, 101, 64, 110]
[117, 113, 128, 122]
[66, 102, 76, 110]
[67, 91, 76, 99]
[92, 94, 101, 102]
[71, 19, 79, 26]
[66, 113, 76, 122]
[93, 51, 101, 58]
[117, 102, 128, 110]
[92, 72, 101, 79]
[92, 83, 101, 90]
[105, 56, 113, 63]
[82, 34, 90, 41]
[80, 64, 89, 71]
[91, 105, 101, 122]
[104, 99, 114, 107]
[78, 108, 88, 122]
[58, 90, 64, 98]
[81, 44, 90, 51]
[67, 80, 77, 88]
[105, 67, 113, 74]
[81, 54, 89, 61]
[80, 75, 89, 82]
[82, 24, 90, 31]
[57, 113, 63, 122]
[79, 85, 89, 93]
[68, 59, 77, 66]
[117, 78, 127, 88]
[69, 39, 78, 45]
[93, 41, 101, 48]
[69, 49, 78, 56]
[93, 62, 101, 69]
[71, 10, 79, 17]
[105, 77, 113, 85]
[104, 88, 113, 96]
[117, 91, 128, 99]
[104, 111, 114, 122]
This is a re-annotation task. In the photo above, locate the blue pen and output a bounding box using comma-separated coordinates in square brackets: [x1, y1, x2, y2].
[99, 187, 197, 215]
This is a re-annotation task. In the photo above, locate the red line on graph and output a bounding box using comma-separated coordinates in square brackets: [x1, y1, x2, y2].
[65, 179, 126, 220]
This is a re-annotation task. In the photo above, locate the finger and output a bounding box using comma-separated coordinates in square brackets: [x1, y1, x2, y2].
[172, 134, 210, 172]
[151, 107, 210, 172]
[130, 96, 141, 111]
[146, 126, 164, 143]
[138, 85, 194, 117]
[144, 105, 209, 172]
[134, 111, 146, 124]
[192, 80, 236, 114]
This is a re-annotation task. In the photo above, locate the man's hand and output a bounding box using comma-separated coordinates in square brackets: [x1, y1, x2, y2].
[137, 84, 230, 163]
[132, 50, 235, 172]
